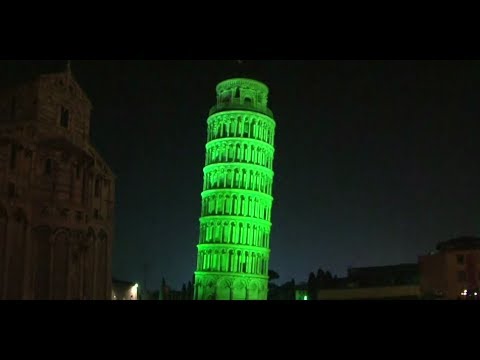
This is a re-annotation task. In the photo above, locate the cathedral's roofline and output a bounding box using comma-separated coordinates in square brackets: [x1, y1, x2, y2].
[0, 67, 93, 109]
[37, 70, 93, 108]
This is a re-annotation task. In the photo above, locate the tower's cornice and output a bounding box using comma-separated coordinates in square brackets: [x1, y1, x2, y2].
[203, 163, 274, 176]
[201, 189, 273, 201]
[205, 137, 275, 152]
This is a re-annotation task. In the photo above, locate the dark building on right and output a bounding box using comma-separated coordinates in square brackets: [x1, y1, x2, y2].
[316, 264, 420, 300]
[347, 264, 419, 288]
[419, 237, 480, 300]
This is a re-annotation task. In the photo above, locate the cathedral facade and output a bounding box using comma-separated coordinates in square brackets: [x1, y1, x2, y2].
[0, 68, 115, 300]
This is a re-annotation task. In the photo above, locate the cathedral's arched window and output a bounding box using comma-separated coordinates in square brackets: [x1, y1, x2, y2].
[60, 106, 70, 129]
[11, 97, 16, 121]
[10, 145, 16, 170]
[45, 159, 53, 175]
[8, 182, 15, 198]
[0, 207, 7, 292]
[95, 179, 101, 198]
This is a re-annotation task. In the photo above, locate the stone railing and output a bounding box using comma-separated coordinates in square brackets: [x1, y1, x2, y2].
[209, 103, 273, 118]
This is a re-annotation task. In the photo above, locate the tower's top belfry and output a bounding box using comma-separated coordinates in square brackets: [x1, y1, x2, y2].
[212, 78, 273, 118]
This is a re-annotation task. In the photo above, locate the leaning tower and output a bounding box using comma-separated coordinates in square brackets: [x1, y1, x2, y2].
[194, 78, 276, 300]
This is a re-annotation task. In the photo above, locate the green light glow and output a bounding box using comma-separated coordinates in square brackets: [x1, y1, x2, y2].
[194, 78, 276, 301]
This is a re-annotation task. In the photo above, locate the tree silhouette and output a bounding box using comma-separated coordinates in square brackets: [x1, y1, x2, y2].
[187, 281, 193, 300]
[317, 268, 325, 280]
[161, 278, 167, 300]
[308, 272, 317, 300]
[181, 284, 187, 300]
[269, 270, 280, 282]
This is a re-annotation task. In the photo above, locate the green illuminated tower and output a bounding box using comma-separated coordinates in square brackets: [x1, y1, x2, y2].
[194, 78, 276, 300]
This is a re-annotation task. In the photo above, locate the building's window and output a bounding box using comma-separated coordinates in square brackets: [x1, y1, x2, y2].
[11, 97, 16, 121]
[458, 271, 467, 282]
[104, 180, 110, 196]
[45, 159, 53, 175]
[60, 106, 70, 128]
[94, 209, 99, 219]
[76, 211, 82, 222]
[235, 88, 241, 98]
[457, 254, 465, 265]
[8, 183, 15, 198]
[76, 164, 81, 180]
[95, 179, 101, 198]
[244, 97, 252, 105]
[9, 145, 16, 170]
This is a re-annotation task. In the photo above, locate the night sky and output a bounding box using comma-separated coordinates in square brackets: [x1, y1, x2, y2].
[2, 60, 480, 289]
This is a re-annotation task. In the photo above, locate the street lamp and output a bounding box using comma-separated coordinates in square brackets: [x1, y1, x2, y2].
[131, 283, 139, 300]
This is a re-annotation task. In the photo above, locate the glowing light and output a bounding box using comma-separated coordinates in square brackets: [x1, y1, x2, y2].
[134, 283, 139, 289]
[475, 293, 478, 296]
[304, 296, 308, 301]
[194, 78, 276, 301]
